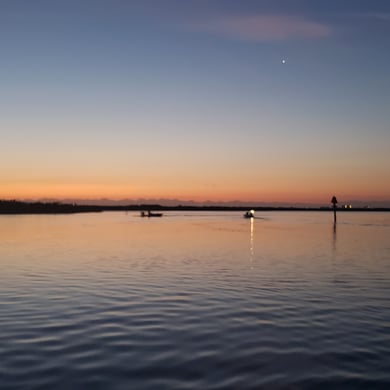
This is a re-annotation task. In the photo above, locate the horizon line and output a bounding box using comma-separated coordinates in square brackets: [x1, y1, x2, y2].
[2, 197, 390, 207]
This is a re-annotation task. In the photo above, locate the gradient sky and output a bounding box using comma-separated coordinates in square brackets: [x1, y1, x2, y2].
[1, 0, 390, 204]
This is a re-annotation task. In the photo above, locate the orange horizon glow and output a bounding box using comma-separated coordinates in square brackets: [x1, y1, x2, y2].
[1, 181, 389, 204]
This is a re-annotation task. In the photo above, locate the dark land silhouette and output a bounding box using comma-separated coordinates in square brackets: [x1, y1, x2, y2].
[0, 200, 102, 214]
[1, 200, 389, 214]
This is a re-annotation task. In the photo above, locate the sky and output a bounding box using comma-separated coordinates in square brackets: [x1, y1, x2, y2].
[1, 0, 390, 205]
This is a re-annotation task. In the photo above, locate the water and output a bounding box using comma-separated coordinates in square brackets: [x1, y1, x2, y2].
[1, 211, 389, 389]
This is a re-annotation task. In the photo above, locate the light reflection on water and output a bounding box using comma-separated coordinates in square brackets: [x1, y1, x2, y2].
[1, 211, 390, 389]
[249, 217, 254, 266]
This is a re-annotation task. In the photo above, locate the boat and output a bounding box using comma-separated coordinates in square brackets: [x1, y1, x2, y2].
[244, 210, 255, 218]
[141, 211, 163, 217]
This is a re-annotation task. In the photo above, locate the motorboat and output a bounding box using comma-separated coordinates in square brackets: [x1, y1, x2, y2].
[244, 210, 255, 218]
[141, 211, 163, 217]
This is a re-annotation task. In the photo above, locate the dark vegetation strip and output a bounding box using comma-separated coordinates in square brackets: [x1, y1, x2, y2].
[1, 200, 389, 214]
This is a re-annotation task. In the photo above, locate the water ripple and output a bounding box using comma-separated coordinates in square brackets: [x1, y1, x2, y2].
[1, 212, 390, 389]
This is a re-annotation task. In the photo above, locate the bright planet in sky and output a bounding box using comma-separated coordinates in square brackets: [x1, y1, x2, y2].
[282, 59, 286, 64]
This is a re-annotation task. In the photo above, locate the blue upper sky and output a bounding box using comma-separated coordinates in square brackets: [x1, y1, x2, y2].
[1, 0, 390, 204]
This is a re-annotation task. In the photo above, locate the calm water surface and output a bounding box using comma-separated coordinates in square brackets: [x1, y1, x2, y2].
[1, 211, 389, 389]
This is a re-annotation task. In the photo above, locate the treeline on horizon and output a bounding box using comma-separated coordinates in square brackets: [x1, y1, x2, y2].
[0, 200, 103, 214]
[1, 200, 390, 214]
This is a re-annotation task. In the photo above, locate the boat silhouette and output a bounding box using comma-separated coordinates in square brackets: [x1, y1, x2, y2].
[244, 210, 255, 218]
[141, 210, 163, 218]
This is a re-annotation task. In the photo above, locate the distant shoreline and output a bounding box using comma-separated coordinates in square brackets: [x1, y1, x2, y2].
[1, 200, 389, 214]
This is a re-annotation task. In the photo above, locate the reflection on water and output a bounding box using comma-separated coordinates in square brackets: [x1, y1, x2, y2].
[249, 217, 254, 266]
[0, 211, 390, 389]
[332, 221, 337, 254]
